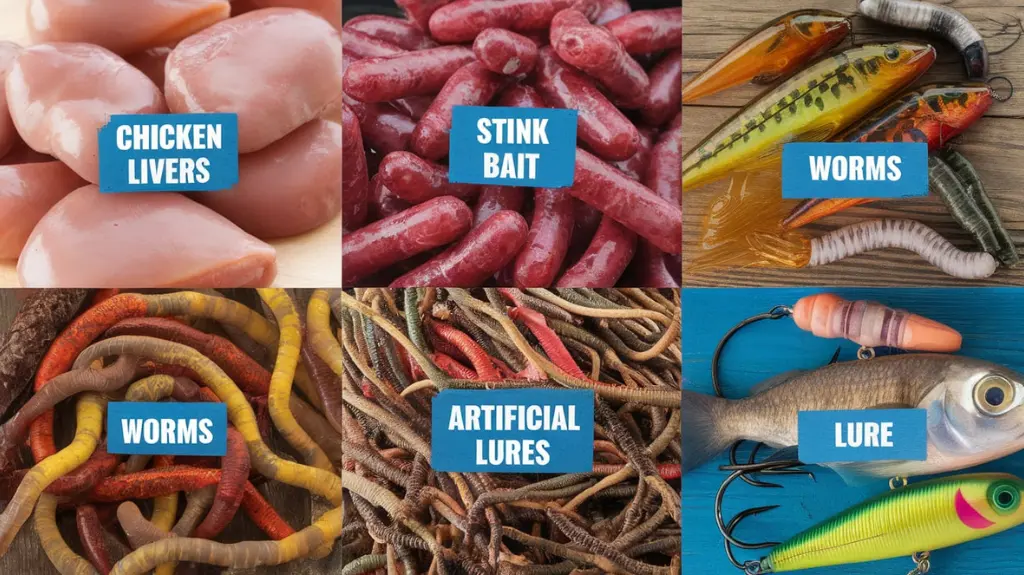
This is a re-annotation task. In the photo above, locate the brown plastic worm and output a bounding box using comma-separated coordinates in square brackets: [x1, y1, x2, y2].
[171, 486, 216, 536]
[118, 501, 174, 549]
[810, 219, 1000, 279]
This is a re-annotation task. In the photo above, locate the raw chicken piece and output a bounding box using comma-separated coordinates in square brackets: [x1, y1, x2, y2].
[231, 0, 340, 28]
[0, 141, 52, 165]
[27, 0, 230, 55]
[0, 161, 84, 259]
[125, 46, 174, 88]
[5, 43, 168, 183]
[19, 185, 277, 287]
[0, 42, 20, 161]
[193, 119, 341, 239]
[165, 8, 342, 152]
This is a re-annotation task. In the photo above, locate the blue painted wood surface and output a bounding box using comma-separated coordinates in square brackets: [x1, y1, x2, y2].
[682, 287, 1024, 575]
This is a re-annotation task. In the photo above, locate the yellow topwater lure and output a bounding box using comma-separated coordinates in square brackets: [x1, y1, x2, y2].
[681, 10, 852, 103]
[682, 42, 937, 191]
[728, 473, 1024, 573]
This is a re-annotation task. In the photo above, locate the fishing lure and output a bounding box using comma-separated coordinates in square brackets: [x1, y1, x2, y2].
[859, 0, 988, 79]
[784, 83, 993, 229]
[682, 42, 936, 191]
[723, 473, 1024, 573]
[681, 10, 851, 103]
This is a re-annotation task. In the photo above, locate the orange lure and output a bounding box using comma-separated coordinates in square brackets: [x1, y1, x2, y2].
[682, 9, 851, 103]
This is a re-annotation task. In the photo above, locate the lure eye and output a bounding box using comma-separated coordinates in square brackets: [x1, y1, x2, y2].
[884, 47, 900, 61]
[974, 375, 1016, 415]
[989, 482, 1020, 514]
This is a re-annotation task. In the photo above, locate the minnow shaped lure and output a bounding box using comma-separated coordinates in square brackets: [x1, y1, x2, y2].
[785, 83, 993, 229]
[743, 473, 1024, 573]
[682, 42, 936, 191]
[859, 0, 988, 79]
[681, 10, 851, 103]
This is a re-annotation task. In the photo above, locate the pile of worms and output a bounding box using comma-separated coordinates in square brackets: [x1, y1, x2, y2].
[0, 288, 343, 574]
[340, 288, 682, 574]
[341, 1, 683, 288]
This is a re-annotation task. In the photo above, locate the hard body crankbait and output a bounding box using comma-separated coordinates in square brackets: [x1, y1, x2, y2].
[784, 83, 993, 229]
[681, 10, 851, 103]
[682, 353, 1024, 477]
[744, 473, 1024, 572]
[682, 42, 936, 191]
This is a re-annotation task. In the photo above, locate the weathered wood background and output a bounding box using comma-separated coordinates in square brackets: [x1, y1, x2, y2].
[0, 290, 341, 574]
[683, 0, 1024, 286]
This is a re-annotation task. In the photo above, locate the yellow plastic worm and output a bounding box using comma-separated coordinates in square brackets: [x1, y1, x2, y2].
[0, 392, 105, 557]
[124, 374, 176, 402]
[308, 289, 342, 376]
[145, 292, 279, 350]
[258, 289, 332, 470]
[71, 337, 341, 505]
[35, 493, 98, 575]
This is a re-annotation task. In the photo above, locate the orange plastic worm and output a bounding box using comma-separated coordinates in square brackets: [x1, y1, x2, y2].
[792, 293, 962, 352]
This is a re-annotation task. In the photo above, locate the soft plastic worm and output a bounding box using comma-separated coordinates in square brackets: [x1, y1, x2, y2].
[809, 219, 999, 278]
[858, 0, 987, 78]
[36, 493, 98, 575]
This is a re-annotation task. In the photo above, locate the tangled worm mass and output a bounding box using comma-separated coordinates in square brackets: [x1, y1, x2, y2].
[341, 287, 682, 574]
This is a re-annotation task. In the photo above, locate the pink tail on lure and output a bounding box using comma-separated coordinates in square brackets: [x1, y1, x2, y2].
[792, 293, 962, 352]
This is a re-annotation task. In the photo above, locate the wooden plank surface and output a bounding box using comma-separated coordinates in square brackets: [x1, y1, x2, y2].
[0, 290, 340, 574]
[682, 287, 1024, 574]
[0, 1, 341, 288]
[682, 0, 1024, 286]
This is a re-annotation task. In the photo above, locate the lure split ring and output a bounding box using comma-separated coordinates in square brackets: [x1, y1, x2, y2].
[986, 75, 1014, 102]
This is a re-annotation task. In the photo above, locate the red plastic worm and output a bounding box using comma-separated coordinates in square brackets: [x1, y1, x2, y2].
[343, 46, 476, 103]
[241, 482, 295, 540]
[395, 0, 450, 32]
[592, 463, 681, 479]
[341, 29, 405, 59]
[473, 186, 526, 228]
[342, 196, 474, 285]
[428, 0, 575, 43]
[343, 97, 417, 156]
[533, 47, 640, 161]
[557, 216, 637, 287]
[473, 28, 539, 76]
[391, 210, 530, 287]
[550, 9, 649, 106]
[430, 353, 479, 380]
[605, 8, 683, 54]
[497, 84, 547, 109]
[368, 174, 412, 221]
[513, 188, 575, 288]
[611, 127, 655, 182]
[410, 62, 505, 161]
[429, 322, 501, 381]
[570, 147, 682, 255]
[76, 504, 112, 573]
[641, 50, 682, 127]
[342, 103, 370, 230]
[378, 151, 478, 204]
[508, 307, 587, 379]
[47, 443, 120, 496]
[193, 428, 250, 539]
[343, 15, 438, 50]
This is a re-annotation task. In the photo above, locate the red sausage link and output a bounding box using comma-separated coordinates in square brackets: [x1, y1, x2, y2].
[550, 9, 649, 106]
[343, 96, 416, 155]
[473, 186, 526, 227]
[389, 96, 432, 121]
[369, 173, 411, 221]
[513, 188, 575, 287]
[342, 103, 369, 229]
[611, 126, 655, 181]
[633, 241, 680, 288]
[378, 151, 477, 203]
[497, 84, 547, 108]
[342, 196, 473, 285]
[342, 29, 405, 59]
[410, 62, 504, 160]
[343, 15, 438, 50]
[641, 50, 682, 127]
[605, 8, 682, 55]
[428, 0, 575, 43]
[557, 215, 636, 286]
[589, 0, 631, 25]
[473, 28, 539, 76]
[534, 47, 639, 161]
[567, 200, 603, 263]
[645, 114, 681, 206]
[391, 210, 529, 286]
[570, 147, 681, 254]
[343, 46, 475, 103]
[395, 0, 450, 32]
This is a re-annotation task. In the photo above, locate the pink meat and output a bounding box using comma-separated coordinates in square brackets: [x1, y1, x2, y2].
[5, 43, 168, 183]
[27, 0, 231, 55]
[125, 46, 173, 88]
[165, 8, 342, 152]
[0, 42, 21, 161]
[0, 161, 85, 259]
[232, 0, 340, 28]
[193, 119, 341, 239]
[19, 185, 277, 287]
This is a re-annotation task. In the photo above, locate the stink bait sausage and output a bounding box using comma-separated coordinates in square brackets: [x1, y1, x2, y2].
[604, 7, 682, 54]
[550, 9, 649, 106]
[343, 45, 476, 103]
[342, 196, 473, 285]
[473, 28, 540, 76]
[556, 215, 636, 286]
[410, 62, 505, 160]
[391, 210, 529, 286]
[341, 104, 369, 229]
[428, 0, 575, 43]
[534, 47, 640, 161]
[474, 186, 526, 227]
[497, 84, 548, 108]
[641, 50, 682, 126]
[514, 188, 576, 287]
[343, 97, 417, 155]
[341, 29, 406, 59]
[378, 151, 478, 203]
[343, 15, 438, 50]
[396, 0, 452, 32]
